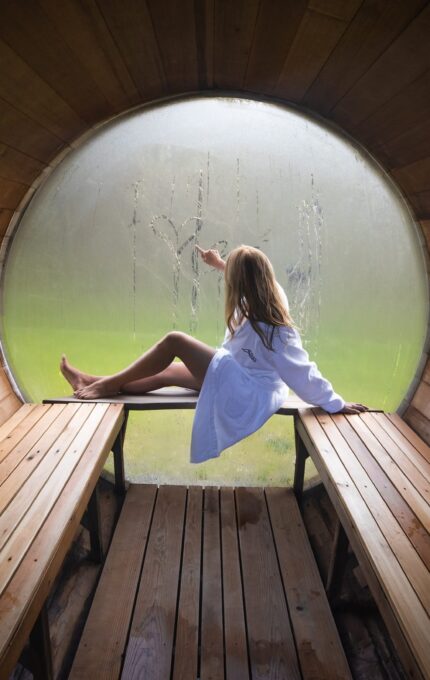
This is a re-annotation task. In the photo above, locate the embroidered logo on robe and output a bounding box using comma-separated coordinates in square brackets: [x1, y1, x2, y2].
[242, 348, 257, 362]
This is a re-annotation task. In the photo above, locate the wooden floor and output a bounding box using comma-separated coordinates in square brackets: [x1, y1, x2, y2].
[70, 484, 351, 680]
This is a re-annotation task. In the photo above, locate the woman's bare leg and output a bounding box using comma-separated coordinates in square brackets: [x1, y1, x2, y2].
[121, 362, 201, 393]
[74, 332, 215, 399]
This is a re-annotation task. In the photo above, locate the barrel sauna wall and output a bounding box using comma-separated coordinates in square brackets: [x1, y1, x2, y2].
[0, 0, 429, 438]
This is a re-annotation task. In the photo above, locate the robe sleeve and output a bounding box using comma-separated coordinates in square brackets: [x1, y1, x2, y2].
[269, 326, 345, 413]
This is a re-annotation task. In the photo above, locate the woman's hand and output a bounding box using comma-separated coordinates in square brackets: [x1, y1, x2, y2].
[195, 245, 226, 271]
[336, 402, 370, 414]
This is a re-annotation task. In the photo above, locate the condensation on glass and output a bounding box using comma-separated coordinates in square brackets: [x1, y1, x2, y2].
[2, 97, 428, 485]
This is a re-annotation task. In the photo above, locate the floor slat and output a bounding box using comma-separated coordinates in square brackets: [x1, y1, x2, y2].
[172, 486, 202, 680]
[236, 487, 301, 680]
[69, 484, 157, 680]
[221, 487, 249, 680]
[266, 487, 351, 680]
[122, 485, 187, 680]
[200, 487, 224, 680]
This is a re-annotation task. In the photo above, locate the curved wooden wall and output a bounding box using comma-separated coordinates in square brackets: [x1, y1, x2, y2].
[0, 0, 429, 440]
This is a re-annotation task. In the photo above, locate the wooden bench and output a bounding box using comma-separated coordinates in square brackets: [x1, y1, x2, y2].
[45, 387, 311, 414]
[294, 409, 430, 680]
[0, 401, 126, 680]
[69, 483, 352, 680]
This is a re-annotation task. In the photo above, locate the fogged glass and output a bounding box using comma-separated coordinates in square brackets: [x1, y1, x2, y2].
[2, 97, 428, 485]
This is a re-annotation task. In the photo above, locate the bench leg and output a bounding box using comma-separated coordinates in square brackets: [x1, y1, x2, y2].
[87, 484, 104, 563]
[29, 602, 53, 680]
[112, 414, 128, 496]
[293, 418, 309, 504]
[326, 518, 349, 602]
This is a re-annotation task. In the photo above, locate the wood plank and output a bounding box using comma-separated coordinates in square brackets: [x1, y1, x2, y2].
[275, 3, 361, 102]
[0, 96, 64, 164]
[220, 487, 249, 680]
[69, 484, 157, 680]
[304, 0, 428, 115]
[297, 411, 430, 675]
[0, 139, 42, 186]
[0, 404, 109, 595]
[332, 4, 430, 129]
[200, 486, 224, 680]
[266, 487, 352, 680]
[194, 0, 215, 88]
[244, 0, 301, 93]
[213, 0, 259, 90]
[122, 485, 186, 680]
[346, 414, 430, 531]
[97, 0, 167, 101]
[369, 412, 430, 471]
[409, 190, 430, 219]
[391, 155, 430, 195]
[361, 412, 430, 484]
[388, 412, 430, 461]
[0, 404, 60, 470]
[0, 404, 35, 443]
[0, 177, 28, 210]
[236, 486, 301, 680]
[172, 486, 202, 680]
[37, 0, 140, 113]
[374, 116, 430, 169]
[355, 69, 430, 154]
[0, 404, 93, 552]
[404, 405, 430, 447]
[0, 3, 113, 125]
[0, 393, 22, 426]
[0, 37, 85, 142]
[0, 404, 65, 482]
[421, 220, 430, 251]
[0, 404, 124, 678]
[0, 209, 13, 237]
[147, 0, 199, 92]
[317, 413, 430, 614]
[45, 391, 310, 414]
[333, 414, 430, 571]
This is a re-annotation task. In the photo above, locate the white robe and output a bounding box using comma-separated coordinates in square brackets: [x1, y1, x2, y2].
[190, 315, 345, 464]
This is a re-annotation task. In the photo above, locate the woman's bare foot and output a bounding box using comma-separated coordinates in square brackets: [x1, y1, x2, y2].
[74, 378, 119, 400]
[60, 355, 99, 392]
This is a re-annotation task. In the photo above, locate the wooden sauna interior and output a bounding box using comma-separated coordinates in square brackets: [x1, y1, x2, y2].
[0, 1, 429, 679]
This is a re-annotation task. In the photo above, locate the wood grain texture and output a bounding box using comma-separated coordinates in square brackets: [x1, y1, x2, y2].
[266, 487, 352, 680]
[122, 484, 186, 680]
[331, 3, 430, 129]
[96, 0, 167, 100]
[147, 0, 199, 92]
[172, 486, 202, 680]
[0, 403, 124, 679]
[220, 487, 249, 680]
[69, 484, 157, 680]
[200, 486, 224, 680]
[0, 1, 113, 125]
[304, 0, 428, 114]
[297, 410, 430, 679]
[213, 0, 259, 90]
[236, 486, 301, 680]
[0, 36, 86, 141]
[275, 2, 361, 102]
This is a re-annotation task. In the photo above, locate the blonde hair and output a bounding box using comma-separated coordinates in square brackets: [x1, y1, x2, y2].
[224, 245, 294, 350]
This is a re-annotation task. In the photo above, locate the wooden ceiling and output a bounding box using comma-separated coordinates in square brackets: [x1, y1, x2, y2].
[0, 0, 429, 436]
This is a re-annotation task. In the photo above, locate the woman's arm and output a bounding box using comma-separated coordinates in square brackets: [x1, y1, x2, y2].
[195, 245, 226, 271]
[269, 327, 368, 414]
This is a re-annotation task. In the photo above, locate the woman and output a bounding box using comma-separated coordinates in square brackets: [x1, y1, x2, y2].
[61, 244, 368, 462]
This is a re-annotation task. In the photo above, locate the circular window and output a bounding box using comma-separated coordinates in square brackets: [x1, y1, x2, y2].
[2, 96, 428, 484]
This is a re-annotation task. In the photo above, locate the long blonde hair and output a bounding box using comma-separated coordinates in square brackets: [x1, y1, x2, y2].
[224, 245, 294, 350]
